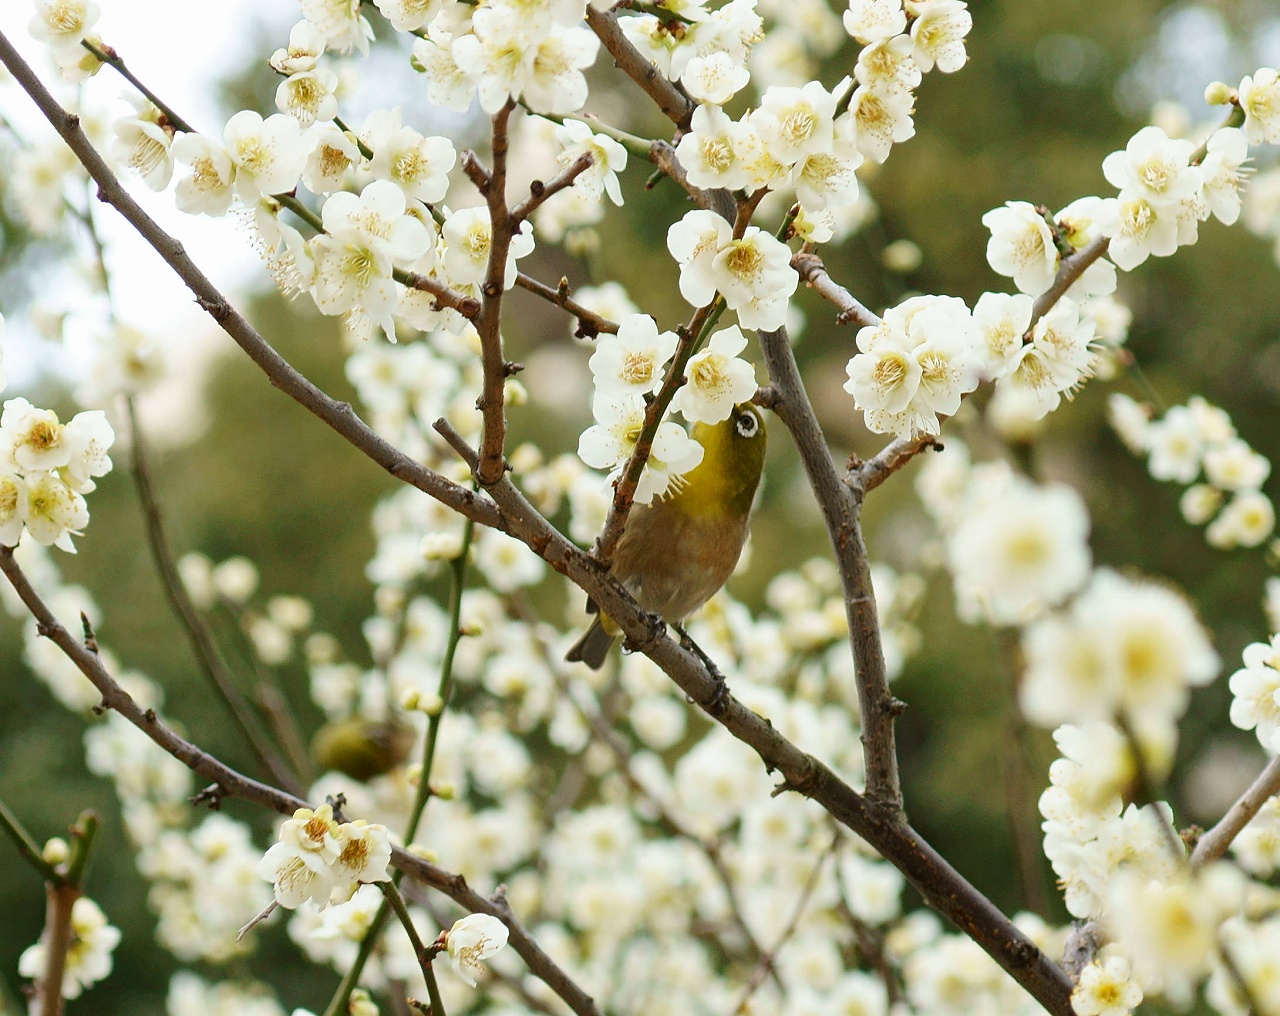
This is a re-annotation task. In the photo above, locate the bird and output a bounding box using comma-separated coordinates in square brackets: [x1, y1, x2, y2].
[566, 401, 767, 669]
[310, 717, 415, 782]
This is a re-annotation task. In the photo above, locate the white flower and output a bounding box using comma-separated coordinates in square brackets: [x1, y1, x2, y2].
[673, 105, 753, 193]
[257, 805, 342, 910]
[363, 109, 456, 205]
[372, 0, 443, 31]
[791, 132, 863, 212]
[909, 0, 971, 73]
[849, 84, 915, 163]
[18, 896, 120, 999]
[111, 97, 174, 191]
[303, 125, 361, 194]
[300, 0, 374, 54]
[1144, 404, 1203, 482]
[577, 394, 705, 504]
[842, 0, 905, 44]
[412, 35, 477, 113]
[1095, 192, 1179, 271]
[971, 291, 1033, 380]
[1240, 67, 1280, 145]
[1229, 634, 1280, 750]
[330, 820, 393, 893]
[1106, 393, 1150, 452]
[672, 325, 758, 423]
[996, 297, 1096, 418]
[275, 67, 339, 128]
[1200, 127, 1251, 226]
[1203, 437, 1269, 491]
[981, 201, 1059, 296]
[751, 80, 839, 167]
[172, 133, 236, 216]
[709, 229, 800, 331]
[588, 314, 679, 397]
[223, 111, 309, 203]
[1206, 490, 1275, 549]
[855, 34, 921, 94]
[28, 0, 100, 51]
[1071, 954, 1142, 1016]
[948, 475, 1090, 626]
[445, 913, 510, 987]
[554, 119, 628, 206]
[1101, 126, 1202, 209]
[270, 20, 327, 74]
[682, 52, 751, 105]
[441, 206, 535, 290]
[667, 209, 733, 308]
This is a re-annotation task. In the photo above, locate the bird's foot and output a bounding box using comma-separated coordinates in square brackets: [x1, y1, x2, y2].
[674, 623, 730, 717]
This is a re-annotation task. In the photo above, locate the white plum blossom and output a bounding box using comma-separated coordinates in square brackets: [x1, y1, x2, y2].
[363, 109, 457, 205]
[303, 125, 361, 194]
[18, 896, 120, 999]
[751, 80, 839, 166]
[1206, 489, 1275, 548]
[682, 52, 752, 104]
[842, 0, 905, 44]
[554, 120, 628, 206]
[445, 913, 510, 986]
[855, 34, 921, 93]
[441, 206, 535, 291]
[111, 97, 174, 191]
[672, 325, 758, 424]
[946, 474, 1090, 626]
[28, 0, 100, 52]
[578, 394, 705, 503]
[1199, 127, 1251, 226]
[849, 83, 915, 163]
[844, 295, 981, 438]
[587, 315, 679, 397]
[709, 227, 799, 330]
[275, 65, 339, 128]
[1229, 635, 1280, 751]
[270, 20, 326, 74]
[995, 297, 1097, 418]
[1071, 954, 1143, 1016]
[981, 201, 1059, 296]
[222, 111, 309, 203]
[300, 0, 374, 54]
[908, 0, 971, 73]
[258, 805, 391, 910]
[172, 134, 236, 216]
[372, 0, 444, 31]
[971, 291, 1033, 380]
[1240, 67, 1280, 146]
[1101, 126, 1202, 209]
[673, 105, 754, 192]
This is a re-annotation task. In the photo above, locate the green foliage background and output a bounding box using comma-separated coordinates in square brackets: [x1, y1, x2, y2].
[2, 1, 1279, 1013]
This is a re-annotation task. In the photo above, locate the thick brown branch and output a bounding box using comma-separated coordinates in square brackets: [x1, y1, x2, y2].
[0, 546, 600, 1016]
[31, 882, 79, 1016]
[757, 326, 902, 811]
[1028, 235, 1109, 327]
[0, 31, 502, 535]
[1190, 754, 1280, 867]
[584, 7, 695, 131]
[474, 102, 517, 486]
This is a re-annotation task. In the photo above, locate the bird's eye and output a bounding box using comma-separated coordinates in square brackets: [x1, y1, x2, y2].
[735, 412, 759, 438]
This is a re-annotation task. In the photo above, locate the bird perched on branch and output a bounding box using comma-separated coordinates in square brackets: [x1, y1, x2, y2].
[566, 402, 767, 669]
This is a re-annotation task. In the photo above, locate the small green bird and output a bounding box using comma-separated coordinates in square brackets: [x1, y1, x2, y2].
[566, 402, 767, 669]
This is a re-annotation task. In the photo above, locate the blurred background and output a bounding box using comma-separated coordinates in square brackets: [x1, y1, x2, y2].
[1, 0, 1280, 1012]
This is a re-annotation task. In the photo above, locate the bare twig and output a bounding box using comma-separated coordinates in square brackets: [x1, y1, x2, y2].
[0, 545, 602, 1016]
[511, 152, 595, 224]
[513, 272, 619, 337]
[792, 251, 881, 329]
[124, 396, 300, 792]
[0, 796, 60, 884]
[31, 881, 77, 1016]
[730, 834, 838, 1014]
[847, 434, 940, 494]
[1191, 754, 1280, 867]
[81, 39, 195, 134]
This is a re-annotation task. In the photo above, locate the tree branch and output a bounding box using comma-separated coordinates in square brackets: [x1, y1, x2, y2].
[792, 250, 881, 329]
[756, 325, 902, 811]
[1190, 754, 1280, 867]
[0, 545, 602, 1016]
[584, 7, 695, 132]
[0, 31, 503, 537]
[513, 272, 619, 337]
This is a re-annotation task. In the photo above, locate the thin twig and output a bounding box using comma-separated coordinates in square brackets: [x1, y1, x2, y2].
[0, 544, 602, 1016]
[584, 7, 695, 131]
[0, 796, 60, 884]
[847, 434, 940, 495]
[80, 39, 195, 134]
[513, 272, 619, 337]
[511, 152, 596, 224]
[31, 882, 77, 1016]
[791, 251, 881, 328]
[1191, 754, 1280, 867]
[730, 834, 838, 1014]
[125, 396, 300, 793]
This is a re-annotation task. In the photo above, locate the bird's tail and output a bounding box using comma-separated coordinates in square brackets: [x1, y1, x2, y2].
[565, 617, 616, 670]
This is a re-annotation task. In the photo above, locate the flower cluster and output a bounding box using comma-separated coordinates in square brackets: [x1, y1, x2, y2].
[0, 393, 115, 553]
[257, 804, 393, 910]
[1108, 393, 1275, 549]
[916, 442, 1091, 624]
[576, 315, 757, 504]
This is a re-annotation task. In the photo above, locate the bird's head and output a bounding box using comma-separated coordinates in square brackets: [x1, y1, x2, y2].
[676, 403, 767, 518]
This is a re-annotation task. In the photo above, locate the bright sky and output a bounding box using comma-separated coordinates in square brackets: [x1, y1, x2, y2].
[0, 1, 293, 424]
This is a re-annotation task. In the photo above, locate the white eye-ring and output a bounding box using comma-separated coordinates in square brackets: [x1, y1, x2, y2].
[735, 412, 759, 438]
